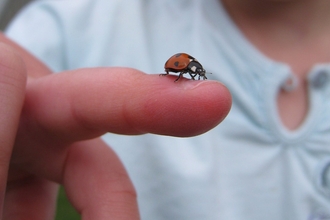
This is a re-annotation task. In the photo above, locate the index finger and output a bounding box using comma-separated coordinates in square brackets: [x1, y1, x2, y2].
[23, 67, 231, 142]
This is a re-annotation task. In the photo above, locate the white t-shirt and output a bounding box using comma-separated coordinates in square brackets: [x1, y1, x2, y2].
[6, 0, 330, 219]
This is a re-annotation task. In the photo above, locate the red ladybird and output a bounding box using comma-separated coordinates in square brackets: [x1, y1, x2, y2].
[163, 53, 208, 82]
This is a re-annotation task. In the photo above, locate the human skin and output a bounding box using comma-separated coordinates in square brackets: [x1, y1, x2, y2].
[0, 33, 232, 220]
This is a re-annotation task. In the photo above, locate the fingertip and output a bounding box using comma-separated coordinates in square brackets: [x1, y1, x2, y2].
[175, 79, 232, 124]
[190, 80, 232, 117]
[129, 74, 232, 136]
[174, 80, 232, 136]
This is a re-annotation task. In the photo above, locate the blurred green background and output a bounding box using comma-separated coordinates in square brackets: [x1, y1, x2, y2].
[56, 186, 80, 220]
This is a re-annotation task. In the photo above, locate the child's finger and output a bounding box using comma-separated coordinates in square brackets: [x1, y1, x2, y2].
[23, 67, 231, 142]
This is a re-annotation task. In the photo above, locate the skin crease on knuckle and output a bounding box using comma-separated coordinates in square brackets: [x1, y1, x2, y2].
[0, 43, 26, 92]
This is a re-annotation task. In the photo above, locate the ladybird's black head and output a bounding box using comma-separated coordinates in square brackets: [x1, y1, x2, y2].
[197, 68, 205, 74]
[197, 68, 206, 75]
[197, 68, 212, 80]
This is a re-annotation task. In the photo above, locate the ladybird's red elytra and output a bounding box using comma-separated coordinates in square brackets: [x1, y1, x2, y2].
[161, 53, 209, 82]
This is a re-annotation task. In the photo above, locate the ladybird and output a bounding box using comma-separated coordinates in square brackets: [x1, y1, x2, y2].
[162, 53, 209, 82]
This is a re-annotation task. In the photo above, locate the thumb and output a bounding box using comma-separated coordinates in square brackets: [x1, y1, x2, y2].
[0, 43, 26, 215]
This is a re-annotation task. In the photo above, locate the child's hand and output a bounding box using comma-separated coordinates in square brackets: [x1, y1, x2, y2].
[0, 33, 231, 220]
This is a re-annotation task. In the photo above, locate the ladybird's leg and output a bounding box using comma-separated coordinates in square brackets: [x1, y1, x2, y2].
[188, 72, 196, 80]
[160, 70, 169, 77]
[175, 71, 188, 82]
[197, 74, 207, 80]
[174, 72, 184, 82]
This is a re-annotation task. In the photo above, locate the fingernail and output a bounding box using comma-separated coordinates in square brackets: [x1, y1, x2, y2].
[181, 80, 204, 90]
[181, 80, 221, 90]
